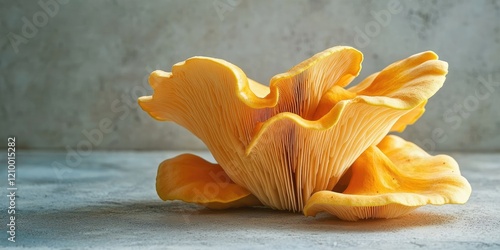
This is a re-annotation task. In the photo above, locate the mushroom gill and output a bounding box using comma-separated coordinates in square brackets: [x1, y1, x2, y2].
[138, 46, 471, 220]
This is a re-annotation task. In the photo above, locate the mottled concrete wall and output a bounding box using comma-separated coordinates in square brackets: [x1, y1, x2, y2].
[1, 0, 499, 151]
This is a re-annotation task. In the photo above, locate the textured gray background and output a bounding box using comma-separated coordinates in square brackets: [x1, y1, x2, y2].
[1, 0, 499, 152]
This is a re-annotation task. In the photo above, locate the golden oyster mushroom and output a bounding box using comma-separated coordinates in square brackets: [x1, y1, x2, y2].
[138, 46, 471, 220]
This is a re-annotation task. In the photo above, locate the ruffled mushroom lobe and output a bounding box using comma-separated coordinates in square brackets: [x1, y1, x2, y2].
[303, 135, 472, 221]
[156, 154, 262, 209]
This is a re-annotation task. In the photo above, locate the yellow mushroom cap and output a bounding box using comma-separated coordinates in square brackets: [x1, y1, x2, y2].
[138, 46, 471, 220]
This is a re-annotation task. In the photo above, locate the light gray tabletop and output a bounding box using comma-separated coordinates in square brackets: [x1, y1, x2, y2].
[1, 151, 499, 249]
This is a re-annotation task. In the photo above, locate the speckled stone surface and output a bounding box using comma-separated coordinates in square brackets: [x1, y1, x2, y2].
[1, 0, 500, 151]
[0, 151, 499, 249]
